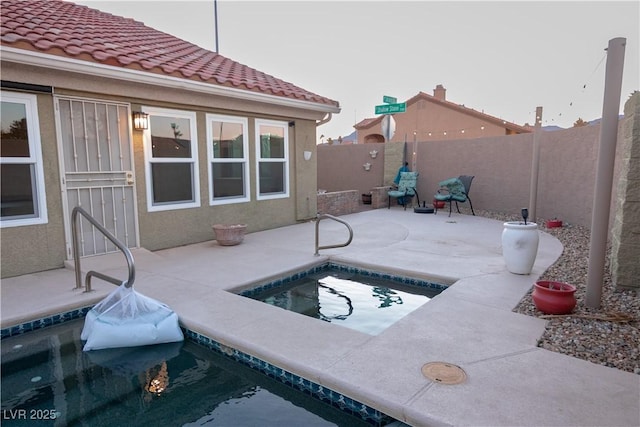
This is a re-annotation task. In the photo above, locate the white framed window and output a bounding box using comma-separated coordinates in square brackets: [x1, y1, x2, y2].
[0, 91, 48, 228]
[142, 106, 199, 212]
[206, 114, 249, 205]
[255, 119, 289, 200]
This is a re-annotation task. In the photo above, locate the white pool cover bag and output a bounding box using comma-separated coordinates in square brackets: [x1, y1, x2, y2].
[81, 284, 184, 351]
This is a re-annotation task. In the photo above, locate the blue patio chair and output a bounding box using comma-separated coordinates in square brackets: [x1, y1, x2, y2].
[434, 176, 471, 217]
[457, 175, 476, 216]
[388, 171, 420, 210]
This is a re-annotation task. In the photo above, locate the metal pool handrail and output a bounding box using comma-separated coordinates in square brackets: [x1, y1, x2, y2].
[314, 213, 354, 256]
[71, 206, 136, 292]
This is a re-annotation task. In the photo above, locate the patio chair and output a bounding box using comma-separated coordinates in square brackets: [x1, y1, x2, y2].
[434, 176, 471, 217]
[388, 171, 420, 210]
[456, 175, 476, 216]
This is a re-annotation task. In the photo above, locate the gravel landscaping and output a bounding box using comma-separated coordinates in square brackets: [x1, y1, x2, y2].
[477, 210, 640, 375]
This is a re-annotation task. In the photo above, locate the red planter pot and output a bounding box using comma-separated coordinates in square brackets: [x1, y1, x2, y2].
[546, 219, 563, 228]
[433, 200, 446, 209]
[532, 281, 577, 315]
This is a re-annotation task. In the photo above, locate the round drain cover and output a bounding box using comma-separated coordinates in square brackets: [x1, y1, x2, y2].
[421, 362, 467, 385]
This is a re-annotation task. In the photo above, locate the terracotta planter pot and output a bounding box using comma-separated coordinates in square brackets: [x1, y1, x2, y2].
[433, 200, 446, 209]
[212, 224, 247, 246]
[546, 219, 563, 228]
[532, 281, 577, 315]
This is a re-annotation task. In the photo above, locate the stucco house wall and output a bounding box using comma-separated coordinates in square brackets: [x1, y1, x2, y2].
[355, 86, 531, 144]
[1, 92, 67, 275]
[361, 100, 513, 144]
[399, 99, 510, 141]
[1, 60, 327, 278]
[0, 0, 338, 282]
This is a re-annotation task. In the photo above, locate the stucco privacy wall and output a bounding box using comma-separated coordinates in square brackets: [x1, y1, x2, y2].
[1, 63, 323, 278]
[420, 125, 623, 227]
[318, 121, 624, 229]
[317, 143, 385, 196]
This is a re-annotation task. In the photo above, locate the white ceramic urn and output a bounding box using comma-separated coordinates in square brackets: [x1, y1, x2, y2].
[502, 222, 539, 274]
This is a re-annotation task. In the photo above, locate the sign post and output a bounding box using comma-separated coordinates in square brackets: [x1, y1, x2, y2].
[376, 96, 403, 141]
[381, 115, 395, 141]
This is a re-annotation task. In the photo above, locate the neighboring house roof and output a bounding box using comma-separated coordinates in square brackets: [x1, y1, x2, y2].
[0, 0, 339, 111]
[354, 91, 530, 133]
[354, 118, 378, 129]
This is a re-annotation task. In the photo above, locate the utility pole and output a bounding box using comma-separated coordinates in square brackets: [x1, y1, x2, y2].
[528, 106, 543, 221]
[214, 0, 219, 52]
[586, 37, 626, 308]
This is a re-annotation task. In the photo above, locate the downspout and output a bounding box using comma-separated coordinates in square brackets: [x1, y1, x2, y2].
[316, 112, 332, 127]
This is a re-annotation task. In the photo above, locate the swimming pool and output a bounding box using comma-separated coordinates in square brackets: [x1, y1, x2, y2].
[1, 318, 390, 426]
[240, 263, 446, 335]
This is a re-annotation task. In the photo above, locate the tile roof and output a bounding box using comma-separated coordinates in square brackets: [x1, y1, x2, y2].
[0, 0, 339, 109]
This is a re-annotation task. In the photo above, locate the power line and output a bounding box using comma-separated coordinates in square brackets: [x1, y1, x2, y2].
[547, 51, 608, 125]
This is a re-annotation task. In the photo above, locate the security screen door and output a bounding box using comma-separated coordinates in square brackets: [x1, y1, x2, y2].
[56, 97, 138, 258]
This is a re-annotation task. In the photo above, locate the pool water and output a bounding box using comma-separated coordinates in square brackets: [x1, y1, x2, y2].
[243, 268, 444, 335]
[0, 319, 375, 426]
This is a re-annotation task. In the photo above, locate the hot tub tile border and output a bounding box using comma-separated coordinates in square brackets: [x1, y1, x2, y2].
[240, 261, 447, 298]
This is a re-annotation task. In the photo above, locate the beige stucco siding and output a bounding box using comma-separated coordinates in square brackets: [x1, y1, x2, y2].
[1, 93, 66, 277]
[131, 110, 313, 251]
[293, 119, 319, 220]
[1, 62, 325, 277]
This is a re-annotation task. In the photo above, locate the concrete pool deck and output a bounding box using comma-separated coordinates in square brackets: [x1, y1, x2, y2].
[2, 209, 639, 426]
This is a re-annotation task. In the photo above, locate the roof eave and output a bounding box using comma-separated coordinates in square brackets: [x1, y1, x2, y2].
[1, 47, 341, 114]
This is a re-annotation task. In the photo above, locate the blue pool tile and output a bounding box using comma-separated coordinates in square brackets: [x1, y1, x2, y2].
[4, 279, 399, 426]
[2, 307, 94, 339]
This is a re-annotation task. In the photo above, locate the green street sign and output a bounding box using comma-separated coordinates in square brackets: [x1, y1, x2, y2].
[383, 95, 397, 104]
[375, 103, 406, 114]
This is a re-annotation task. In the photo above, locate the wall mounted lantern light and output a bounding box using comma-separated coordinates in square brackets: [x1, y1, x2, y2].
[132, 112, 149, 130]
[303, 150, 312, 161]
[369, 150, 378, 158]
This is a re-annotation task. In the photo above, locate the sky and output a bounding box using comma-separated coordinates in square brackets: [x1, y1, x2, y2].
[75, 1, 639, 141]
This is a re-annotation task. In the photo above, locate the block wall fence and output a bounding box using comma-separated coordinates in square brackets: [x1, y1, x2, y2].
[318, 92, 639, 290]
